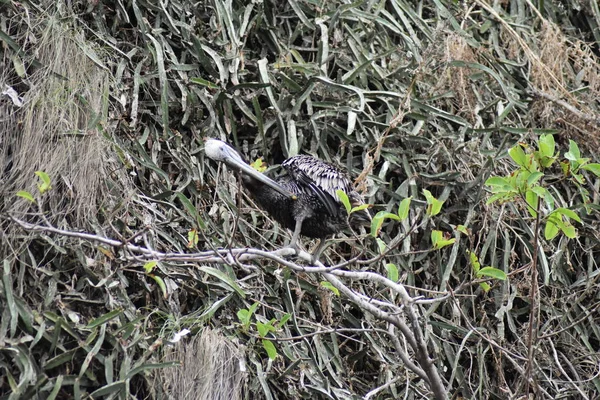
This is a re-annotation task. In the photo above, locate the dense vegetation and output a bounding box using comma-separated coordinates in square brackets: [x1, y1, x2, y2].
[1, 0, 599, 398]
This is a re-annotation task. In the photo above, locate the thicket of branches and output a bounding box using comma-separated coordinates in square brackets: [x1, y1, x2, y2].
[1, 0, 599, 399]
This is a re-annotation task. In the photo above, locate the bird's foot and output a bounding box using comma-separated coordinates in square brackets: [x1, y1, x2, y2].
[284, 243, 301, 256]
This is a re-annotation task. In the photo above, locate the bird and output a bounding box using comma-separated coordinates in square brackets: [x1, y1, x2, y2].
[204, 138, 371, 260]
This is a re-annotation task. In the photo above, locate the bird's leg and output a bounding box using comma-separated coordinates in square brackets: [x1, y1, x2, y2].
[310, 239, 330, 264]
[287, 218, 304, 254]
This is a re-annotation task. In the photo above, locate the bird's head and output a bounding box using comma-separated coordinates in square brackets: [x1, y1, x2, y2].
[204, 138, 245, 165]
[204, 138, 298, 201]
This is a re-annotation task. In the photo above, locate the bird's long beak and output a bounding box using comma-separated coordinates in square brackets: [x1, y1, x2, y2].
[219, 145, 297, 200]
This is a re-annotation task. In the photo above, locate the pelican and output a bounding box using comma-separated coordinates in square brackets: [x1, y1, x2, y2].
[205, 138, 370, 259]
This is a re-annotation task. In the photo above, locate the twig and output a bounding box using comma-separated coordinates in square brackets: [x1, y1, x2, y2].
[11, 216, 449, 399]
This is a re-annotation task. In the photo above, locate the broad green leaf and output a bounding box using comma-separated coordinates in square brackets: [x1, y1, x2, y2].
[143, 261, 158, 273]
[554, 218, 577, 239]
[564, 140, 581, 161]
[560, 223, 576, 239]
[555, 208, 581, 223]
[431, 230, 455, 249]
[477, 267, 507, 280]
[187, 229, 199, 248]
[544, 220, 559, 240]
[262, 339, 277, 360]
[397, 197, 412, 220]
[422, 189, 444, 216]
[16, 190, 35, 203]
[581, 163, 600, 177]
[370, 213, 385, 237]
[385, 263, 399, 282]
[479, 282, 491, 292]
[456, 225, 469, 235]
[320, 281, 340, 296]
[486, 192, 510, 204]
[485, 176, 509, 187]
[237, 309, 250, 326]
[250, 157, 267, 172]
[336, 189, 351, 214]
[35, 171, 52, 194]
[525, 190, 539, 218]
[508, 144, 527, 168]
[538, 134, 555, 158]
[526, 172, 544, 186]
[256, 322, 270, 337]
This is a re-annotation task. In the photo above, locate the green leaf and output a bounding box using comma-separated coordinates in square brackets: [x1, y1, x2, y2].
[559, 223, 577, 239]
[370, 212, 385, 237]
[277, 314, 291, 328]
[422, 189, 444, 216]
[126, 362, 181, 379]
[86, 309, 123, 329]
[198, 266, 246, 298]
[237, 309, 251, 327]
[485, 176, 510, 188]
[508, 144, 527, 168]
[375, 238, 386, 254]
[143, 261, 158, 273]
[262, 339, 278, 360]
[456, 225, 469, 235]
[350, 204, 370, 214]
[320, 281, 340, 296]
[150, 275, 167, 299]
[188, 229, 199, 248]
[564, 140, 581, 161]
[190, 76, 219, 89]
[581, 163, 600, 177]
[467, 250, 481, 274]
[479, 282, 491, 292]
[336, 189, 351, 214]
[35, 171, 52, 194]
[89, 381, 126, 397]
[526, 172, 544, 186]
[248, 302, 259, 316]
[250, 157, 267, 173]
[397, 197, 412, 220]
[544, 219, 559, 240]
[477, 267, 507, 280]
[384, 263, 399, 282]
[256, 322, 270, 337]
[555, 208, 581, 223]
[525, 190, 539, 218]
[16, 190, 36, 203]
[538, 134, 555, 158]
[176, 193, 206, 230]
[431, 230, 455, 249]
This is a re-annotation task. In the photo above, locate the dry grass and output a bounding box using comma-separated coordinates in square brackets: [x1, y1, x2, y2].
[154, 329, 246, 400]
[1, 16, 111, 225]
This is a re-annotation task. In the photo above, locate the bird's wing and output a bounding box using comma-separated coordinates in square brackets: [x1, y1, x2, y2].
[282, 155, 354, 216]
